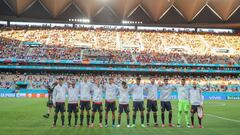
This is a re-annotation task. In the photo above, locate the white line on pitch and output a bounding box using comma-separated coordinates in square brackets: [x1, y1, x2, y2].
[206, 113, 240, 123]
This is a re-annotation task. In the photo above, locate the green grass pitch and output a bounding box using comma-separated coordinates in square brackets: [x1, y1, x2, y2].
[0, 98, 239, 135]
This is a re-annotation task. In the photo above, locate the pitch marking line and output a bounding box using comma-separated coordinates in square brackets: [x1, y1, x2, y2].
[206, 113, 240, 123]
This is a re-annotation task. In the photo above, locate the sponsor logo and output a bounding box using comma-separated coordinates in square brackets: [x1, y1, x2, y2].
[208, 96, 223, 100]
[16, 93, 26, 98]
[227, 96, 240, 100]
[0, 93, 16, 98]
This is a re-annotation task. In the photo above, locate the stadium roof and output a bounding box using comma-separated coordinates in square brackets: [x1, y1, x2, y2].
[0, 0, 240, 27]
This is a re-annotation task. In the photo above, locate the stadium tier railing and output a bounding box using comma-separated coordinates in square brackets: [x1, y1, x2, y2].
[0, 58, 239, 67]
[0, 65, 239, 74]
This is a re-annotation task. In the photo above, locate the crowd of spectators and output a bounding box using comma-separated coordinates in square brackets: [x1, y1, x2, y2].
[0, 27, 239, 64]
[0, 72, 239, 92]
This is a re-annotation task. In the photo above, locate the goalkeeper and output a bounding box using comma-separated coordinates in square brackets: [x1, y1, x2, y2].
[176, 78, 191, 128]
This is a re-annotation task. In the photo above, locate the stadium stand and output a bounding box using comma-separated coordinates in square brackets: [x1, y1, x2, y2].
[0, 27, 239, 64]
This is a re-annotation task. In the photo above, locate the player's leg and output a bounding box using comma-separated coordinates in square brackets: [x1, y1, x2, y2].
[86, 102, 91, 127]
[48, 107, 52, 117]
[73, 104, 78, 127]
[52, 103, 60, 127]
[132, 102, 137, 127]
[43, 101, 53, 118]
[117, 112, 122, 127]
[126, 105, 130, 127]
[183, 100, 190, 128]
[140, 111, 145, 127]
[190, 105, 196, 128]
[198, 116, 202, 128]
[68, 104, 72, 127]
[80, 110, 84, 126]
[91, 111, 95, 128]
[152, 101, 158, 127]
[91, 103, 96, 128]
[132, 111, 137, 127]
[49, 106, 52, 113]
[43, 107, 50, 118]
[53, 112, 58, 127]
[99, 104, 103, 128]
[140, 101, 145, 127]
[105, 102, 109, 127]
[111, 102, 116, 127]
[117, 104, 123, 127]
[197, 106, 203, 128]
[168, 110, 173, 127]
[177, 101, 183, 127]
[146, 100, 151, 126]
[60, 103, 65, 127]
[79, 102, 84, 126]
[166, 102, 173, 127]
[74, 111, 78, 127]
[61, 112, 65, 127]
[160, 101, 166, 127]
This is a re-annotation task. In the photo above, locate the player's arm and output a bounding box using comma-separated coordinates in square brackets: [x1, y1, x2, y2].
[143, 84, 149, 95]
[172, 84, 177, 91]
[128, 84, 134, 94]
[64, 85, 68, 98]
[200, 90, 204, 107]
[88, 82, 94, 94]
[116, 85, 121, 96]
[102, 82, 107, 92]
[187, 87, 191, 102]
[52, 87, 57, 107]
[157, 83, 162, 91]
[78, 83, 81, 98]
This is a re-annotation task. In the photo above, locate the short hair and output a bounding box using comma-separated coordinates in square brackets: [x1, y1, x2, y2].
[122, 81, 127, 85]
[58, 77, 64, 80]
[109, 77, 113, 80]
[164, 78, 168, 81]
[181, 78, 186, 81]
[136, 77, 141, 80]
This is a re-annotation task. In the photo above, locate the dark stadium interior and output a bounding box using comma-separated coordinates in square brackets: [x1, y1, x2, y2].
[0, 0, 240, 28]
[0, 1, 240, 135]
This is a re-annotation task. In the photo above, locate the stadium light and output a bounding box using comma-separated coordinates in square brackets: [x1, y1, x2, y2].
[122, 20, 142, 24]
